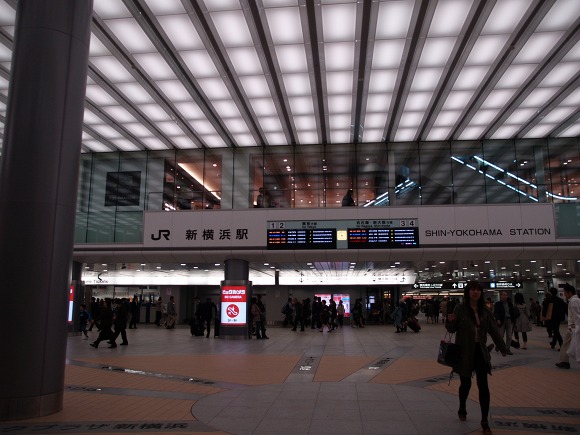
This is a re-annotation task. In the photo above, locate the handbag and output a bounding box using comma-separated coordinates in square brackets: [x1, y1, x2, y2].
[438, 332, 461, 367]
[511, 325, 520, 349]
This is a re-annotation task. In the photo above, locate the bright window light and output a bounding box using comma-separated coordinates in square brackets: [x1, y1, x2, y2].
[102, 106, 137, 123]
[496, 64, 535, 88]
[297, 130, 319, 144]
[85, 85, 118, 105]
[480, 89, 517, 109]
[363, 113, 388, 129]
[410, 67, 443, 92]
[293, 115, 317, 130]
[265, 132, 288, 145]
[514, 32, 565, 64]
[111, 138, 141, 151]
[202, 134, 227, 148]
[282, 73, 312, 96]
[429, 0, 474, 37]
[427, 127, 452, 140]
[174, 102, 205, 120]
[141, 137, 169, 150]
[138, 104, 171, 121]
[90, 56, 134, 82]
[210, 10, 253, 47]
[394, 128, 417, 142]
[326, 71, 353, 94]
[366, 94, 392, 112]
[324, 42, 355, 71]
[275, 45, 308, 73]
[368, 70, 398, 93]
[539, 62, 579, 87]
[227, 47, 263, 75]
[105, 19, 156, 53]
[327, 95, 352, 114]
[156, 80, 191, 102]
[117, 82, 156, 104]
[490, 125, 521, 139]
[418, 37, 456, 67]
[239, 75, 271, 98]
[372, 40, 405, 69]
[158, 15, 205, 50]
[330, 129, 351, 143]
[144, 0, 185, 15]
[223, 118, 250, 134]
[93, 1, 131, 19]
[322, 3, 356, 42]
[520, 87, 559, 107]
[181, 50, 220, 78]
[233, 134, 257, 147]
[133, 53, 176, 80]
[481, 0, 533, 35]
[213, 100, 242, 118]
[404, 92, 432, 111]
[259, 116, 283, 132]
[362, 129, 384, 142]
[250, 98, 278, 117]
[265, 7, 303, 45]
[465, 35, 510, 65]
[197, 77, 233, 99]
[376, 0, 414, 39]
[398, 112, 424, 128]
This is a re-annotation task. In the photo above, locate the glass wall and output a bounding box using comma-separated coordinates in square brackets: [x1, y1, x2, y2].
[74, 138, 580, 243]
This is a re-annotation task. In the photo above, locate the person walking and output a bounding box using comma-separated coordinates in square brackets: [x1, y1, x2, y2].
[493, 291, 516, 355]
[154, 297, 163, 326]
[513, 292, 532, 349]
[556, 284, 580, 369]
[110, 298, 128, 347]
[337, 300, 345, 328]
[200, 298, 217, 338]
[79, 304, 90, 340]
[446, 281, 507, 434]
[549, 287, 567, 351]
[128, 296, 139, 329]
[166, 296, 177, 329]
[291, 298, 305, 332]
[342, 189, 355, 206]
[90, 298, 114, 349]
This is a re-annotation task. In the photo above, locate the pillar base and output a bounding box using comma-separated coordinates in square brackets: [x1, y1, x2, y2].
[0, 391, 63, 421]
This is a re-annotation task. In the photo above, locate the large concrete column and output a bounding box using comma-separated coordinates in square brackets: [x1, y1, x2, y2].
[0, 0, 92, 420]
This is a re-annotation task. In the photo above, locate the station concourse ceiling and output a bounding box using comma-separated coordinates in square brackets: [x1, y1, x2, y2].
[1, 0, 579, 287]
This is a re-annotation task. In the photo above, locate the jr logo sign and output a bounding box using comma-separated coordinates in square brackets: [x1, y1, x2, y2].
[151, 230, 171, 241]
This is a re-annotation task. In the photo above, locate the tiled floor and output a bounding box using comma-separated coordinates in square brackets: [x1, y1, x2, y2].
[2, 320, 579, 434]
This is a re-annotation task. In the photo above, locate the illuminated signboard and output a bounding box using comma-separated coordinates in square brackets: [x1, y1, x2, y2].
[68, 285, 75, 323]
[220, 285, 247, 326]
[347, 227, 419, 248]
[267, 229, 336, 249]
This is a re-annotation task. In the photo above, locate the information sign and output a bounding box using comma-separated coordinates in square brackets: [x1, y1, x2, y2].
[267, 229, 336, 249]
[220, 285, 247, 326]
[348, 227, 419, 248]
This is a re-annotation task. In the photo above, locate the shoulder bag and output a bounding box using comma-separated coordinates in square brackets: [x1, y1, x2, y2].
[438, 332, 461, 367]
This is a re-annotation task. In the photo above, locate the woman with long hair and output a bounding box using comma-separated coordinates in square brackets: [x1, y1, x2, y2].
[513, 292, 532, 349]
[446, 281, 508, 434]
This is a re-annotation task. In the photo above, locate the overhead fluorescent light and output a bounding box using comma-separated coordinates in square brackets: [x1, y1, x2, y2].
[133, 53, 176, 80]
[289, 96, 315, 115]
[227, 47, 264, 75]
[265, 6, 303, 45]
[275, 45, 308, 73]
[480, 0, 531, 35]
[250, 98, 278, 117]
[429, 0, 473, 37]
[326, 71, 353, 94]
[158, 15, 204, 50]
[321, 2, 356, 41]
[197, 77, 233, 99]
[376, 0, 414, 39]
[419, 37, 456, 67]
[324, 42, 355, 71]
[282, 73, 312, 96]
[327, 95, 352, 114]
[239, 75, 271, 98]
[366, 94, 391, 112]
[117, 82, 155, 104]
[372, 40, 405, 69]
[102, 106, 137, 123]
[181, 50, 220, 78]
[210, 10, 253, 47]
[105, 18, 156, 53]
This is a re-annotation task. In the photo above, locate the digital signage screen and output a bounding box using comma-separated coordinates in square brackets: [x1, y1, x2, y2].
[347, 227, 419, 249]
[267, 228, 336, 250]
[220, 285, 248, 326]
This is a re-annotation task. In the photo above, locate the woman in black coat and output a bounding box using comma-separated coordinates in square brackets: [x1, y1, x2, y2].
[446, 281, 508, 434]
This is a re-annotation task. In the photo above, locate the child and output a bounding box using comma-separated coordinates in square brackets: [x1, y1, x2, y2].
[79, 304, 90, 340]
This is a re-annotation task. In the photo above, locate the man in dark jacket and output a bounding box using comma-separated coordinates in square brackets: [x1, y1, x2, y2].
[110, 298, 128, 348]
[200, 298, 217, 338]
[493, 291, 516, 354]
[549, 287, 567, 350]
[90, 298, 114, 349]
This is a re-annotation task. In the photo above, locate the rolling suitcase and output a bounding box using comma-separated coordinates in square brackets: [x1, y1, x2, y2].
[407, 318, 421, 332]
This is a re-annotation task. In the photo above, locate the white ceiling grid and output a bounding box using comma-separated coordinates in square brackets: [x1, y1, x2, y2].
[0, 0, 578, 153]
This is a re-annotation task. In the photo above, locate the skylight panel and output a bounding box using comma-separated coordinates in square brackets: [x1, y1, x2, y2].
[259, 117, 283, 132]
[560, 88, 580, 106]
[111, 138, 141, 151]
[201, 134, 227, 148]
[453, 66, 490, 90]
[265, 132, 288, 145]
[326, 71, 353, 94]
[143, 0, 186, 15]
[328, 95, 353, 114]
[223, 118, 251, 134]
[239, 75, 271, 98]
[89, 34, 110, 57]
[90, 124, 122, 139]
[428, 0, 474, 37]
[210, 10, 253, 47]
[137, 104, 172, 121]
[409, 68, 443, 92]
[418, 38, 456, 67]
[156, 121, 186, 136]
[0, 75, 7, 90]
[404, 92, 432, 111]
[83, 110, 103, 125]
[117, 82, 155, 104]
[227, 47, 264, 75]
[158, 15, 205, 51]
[233, 134, 257, 147]
[458, 126, 486, 140]
[250, 98, 278, 117]
[289, 96, 315, 115]
[203, 0, 242, 12]
[170, 136, 198, 149]
[275, 45, 309, 74]
[495, 64, 535, 89]
[536, 0, 580, 32]
[123, 123, 153, 137]
[362, 129, 384, 142]
[324, 42, 355, 71]
[93, 1, 132, 19]
[294, 116, 317, 130]
[0, 1, 15, 26]
[464, 35, 509, 65]
[368, 70, 398, 93]
[480, 89, 517, 109]
[282, 73, 312, 96]
[520, 87, 559, 107]
[265, 6, 303, 45]
[174, 102, 205, 119]
[427, 127, 452, 141]
[90, 56, 134, 83]
[296, 130, 318, 144]
[197, 77, 233, 99]
[83, 139, 114, 152]
[541, 106, 577, 124]
[190, 119, 219, 135]
[141, 137, 169, 150]
[376, 0, 414, 39]
[562, 41, 580, 62]
[490, 125, 520, 139]
[330, 130, 351, 143]
[101, 106, 138, 124]
[372, 40, 406, 69]
[181, 50, 220, 78]
[321, 2, 356, 42]
[394, 128, 417, 142]
[538, 62, 579, 87]
[213, 100, 242, 118]
[469, 108, 500, 125]
[364, 113, 388, 129]
[523, 124, 555, 138]
[505, 108, 537, 124]
[480, 0, 533, 35]
[366, 94, 391, 112]
[133, 53, 176, 80]
[85, 85, 118, 106]
[513, 32, 565, 64]
[399, 112, 424, 128]
[104, 19, 157, 53]
[433, 110, 462, 127]
[557, 123, 580, 137]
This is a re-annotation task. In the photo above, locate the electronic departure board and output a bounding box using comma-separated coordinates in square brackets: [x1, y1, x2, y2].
[347, 227, 419, 249]
[267, 229, 336, 250]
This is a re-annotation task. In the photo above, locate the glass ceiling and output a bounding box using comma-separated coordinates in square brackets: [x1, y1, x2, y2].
[0, 0, 579, 153]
